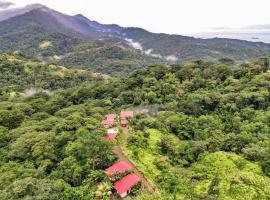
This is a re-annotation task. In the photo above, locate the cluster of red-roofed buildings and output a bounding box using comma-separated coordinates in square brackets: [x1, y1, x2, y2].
[100, 111, 142, 197]
[101, 114, 117, 128]
[101, 111, 134, 140]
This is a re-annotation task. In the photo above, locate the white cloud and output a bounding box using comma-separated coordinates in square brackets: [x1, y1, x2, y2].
[165, 55, 178, 62]
[126, 38, 173, 59]
[125, 38, 143, 51]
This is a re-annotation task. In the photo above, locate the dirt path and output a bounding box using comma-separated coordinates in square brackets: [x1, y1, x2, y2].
[113, 145, 149, 185]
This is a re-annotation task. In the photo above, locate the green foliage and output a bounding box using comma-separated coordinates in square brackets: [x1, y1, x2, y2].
[124, 28, 270, 62]
[191, 152, 270, 199]
[111, 58, 270, 199]
[0, 11, 161, 76]
[259, 56, 270, 72]
[2, 52, 270, 199]
[0, 53, 93, 94]
[0, 61, 116, 198]
[0, 109, 25, 129]
[39, 41, 53, 49]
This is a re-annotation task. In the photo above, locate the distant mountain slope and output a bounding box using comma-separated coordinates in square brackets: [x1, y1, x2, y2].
[1, 3, 270, 75]
[0, 3, 45, 22]
[0, 8, 161, 75]
[57, 43, 160, 75]
[0, 1, 14, 9]
[119, 27, 270, 61]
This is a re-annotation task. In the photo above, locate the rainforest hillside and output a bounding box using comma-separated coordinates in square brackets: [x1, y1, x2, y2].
[1, 4, 270, 76]
[1, 53, 270, 199]
[0, 9, 162, 75]
[0, 53, 97, 95]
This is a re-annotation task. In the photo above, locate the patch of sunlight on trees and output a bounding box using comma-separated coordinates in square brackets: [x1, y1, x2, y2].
[49, 65, 67, 77]
[9, 92, 17, 98]
[136, 149, 160, 177]
[191, 151, 270, 199]
[146, 129, 161, 150]
[53, 55, 61, 61]
[130, 129, 163, 179]
[39, 41, 53, 49]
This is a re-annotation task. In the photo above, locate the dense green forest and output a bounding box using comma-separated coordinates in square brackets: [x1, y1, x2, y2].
[0, 9, 162, 75]
[1, 52, 270, 199]
[0, 53, 95, 97]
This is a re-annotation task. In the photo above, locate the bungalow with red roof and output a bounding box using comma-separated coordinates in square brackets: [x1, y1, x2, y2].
[120, 111, 134, 119]
[106, 114, 117, 120]
[101, 119, 114, 127]
[104, 134, 117, 140]
[106, 161, 133, 176]
[114, 173, 141, 198]
[104, 129, 118, 140]
[120, 120, 128, 127]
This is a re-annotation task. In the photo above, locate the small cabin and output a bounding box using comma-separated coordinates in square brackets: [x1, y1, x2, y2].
[106, 114, 117, 120]
[101, 119, 114, 127]
[114, 173, 141, 198]
[104, 129, 118, 140]
[120, 111, 134, 119]
[120, 120, 128, 127]
[106, 161, 133, 176]
[104, 133, 117, 140]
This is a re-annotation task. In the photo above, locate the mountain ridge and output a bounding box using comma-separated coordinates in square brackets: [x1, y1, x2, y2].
[1, 3, 270, 74]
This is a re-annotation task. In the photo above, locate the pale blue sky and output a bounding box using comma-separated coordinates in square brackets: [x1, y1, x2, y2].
[4, 0, 270, 34]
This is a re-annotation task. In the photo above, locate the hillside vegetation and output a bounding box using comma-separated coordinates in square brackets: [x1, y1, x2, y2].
[0, 9, 162, 75]
[0, 53, 94, 98]
[1, 53, 270, 199]
[122, 28, 270, 61]
[1, 6, 270, 76]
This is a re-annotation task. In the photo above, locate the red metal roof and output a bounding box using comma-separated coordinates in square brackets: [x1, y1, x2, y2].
[106, 114, 117, 120]
[104, 133, 116, 140]
[120, 120, 128, 125]
[120, 111, 134, 118]
[101, 119, 114, 125]
[106, 161, 133, 175]
[114, 173, 141, 194]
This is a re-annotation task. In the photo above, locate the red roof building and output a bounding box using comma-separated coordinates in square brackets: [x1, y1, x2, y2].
[106, 161, 133, 175]
[114, 173, 141, 197]
[120, 111, 134, 118]
[104, 134, 117, 140]
[106, 114, 117, 120]
[120, 120, 128, 127]
[101, 119, 114, 126]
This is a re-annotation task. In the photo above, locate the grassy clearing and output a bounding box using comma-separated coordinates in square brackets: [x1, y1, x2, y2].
[39, 41, 53, 49]
[124, 128, 163, 182]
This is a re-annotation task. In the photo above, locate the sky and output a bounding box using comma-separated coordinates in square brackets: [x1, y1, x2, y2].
[4, 0, 270, 34]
